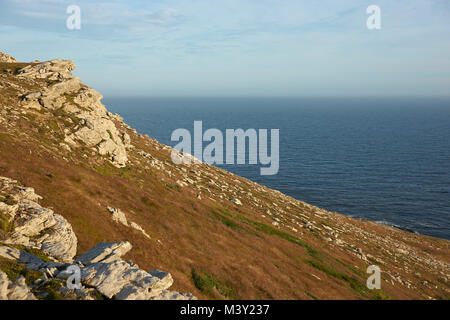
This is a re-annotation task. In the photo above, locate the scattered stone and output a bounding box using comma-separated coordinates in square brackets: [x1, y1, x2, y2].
[231, 198, 242, 206]
[107, 207, 128, 226]
[130, 222, 151, 239]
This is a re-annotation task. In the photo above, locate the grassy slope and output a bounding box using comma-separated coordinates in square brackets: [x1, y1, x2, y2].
[0, 63, 449, 300]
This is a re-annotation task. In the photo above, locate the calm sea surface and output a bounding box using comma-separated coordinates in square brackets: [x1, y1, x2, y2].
[103, 97, 450, 240]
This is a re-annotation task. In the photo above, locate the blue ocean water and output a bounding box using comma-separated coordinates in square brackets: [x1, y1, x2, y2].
[103, 97, 450, 240]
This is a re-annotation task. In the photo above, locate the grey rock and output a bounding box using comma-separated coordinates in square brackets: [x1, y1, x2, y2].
[75, 241, 132, 265]
[150, 290, 197, 300]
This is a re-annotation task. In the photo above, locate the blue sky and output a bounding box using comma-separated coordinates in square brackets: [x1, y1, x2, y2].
[1, 0, 450, 97]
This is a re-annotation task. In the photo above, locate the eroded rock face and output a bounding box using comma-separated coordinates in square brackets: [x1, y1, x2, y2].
[16, 60, 132, 167]
[0, 177, 77, 263]
[0, 52, 18, 63]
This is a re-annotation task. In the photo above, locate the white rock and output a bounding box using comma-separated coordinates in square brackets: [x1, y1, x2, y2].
[107, 207, 128, 226]
[130, 222, 151, 239]
[231, 198, 242, 206]
[75, 241, 132, 265]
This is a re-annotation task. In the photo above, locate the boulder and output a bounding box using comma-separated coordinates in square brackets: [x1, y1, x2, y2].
[107, 207, 128, 226]
[232, 198, 242, 206]
[130, 222, 151, 239]
[75, 241, 132, 265]
[81, 260, 173, 300]
[75, 242, 195, 300]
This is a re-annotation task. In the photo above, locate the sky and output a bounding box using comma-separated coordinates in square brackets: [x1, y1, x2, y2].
[1, 0, 450, 97]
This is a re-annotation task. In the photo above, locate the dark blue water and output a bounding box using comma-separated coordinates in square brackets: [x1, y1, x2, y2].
[103, 97, 450, 240]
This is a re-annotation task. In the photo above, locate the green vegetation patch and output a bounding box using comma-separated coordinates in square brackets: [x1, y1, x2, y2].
[0, 213, 14, 233]
[141, 196, 160, 209]
[191, 268, 237, 299]
[53, 108, 81, 127]
[106, 129, 114, 141]
[48, 119, 60, 132]
[94, 162, 117, 176]
[0, 257, 42, 285]
[40, 280, 64, 300]
[20, 246, 53, 262]
[210, 210, 242, 230]
[304, 259, 380, 298]
[217, 207, 320, 258]
[23, 113, 38, 122]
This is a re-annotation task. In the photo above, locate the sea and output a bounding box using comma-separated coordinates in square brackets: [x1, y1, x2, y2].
[103, 97, 450, 240]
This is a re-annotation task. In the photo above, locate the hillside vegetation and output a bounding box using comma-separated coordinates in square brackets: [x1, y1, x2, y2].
[0, 52, 449, 300]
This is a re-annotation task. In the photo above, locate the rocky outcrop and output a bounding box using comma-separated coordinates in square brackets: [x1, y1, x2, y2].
[16, 59, 131, 167]
[77, 242, 194, 300]
[18, 60, 76, 81]
[0, 176, 195, 300]
[0, 177, 77, 262]
[0, 52, 18, 63]
[0, 241, 195, 300]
